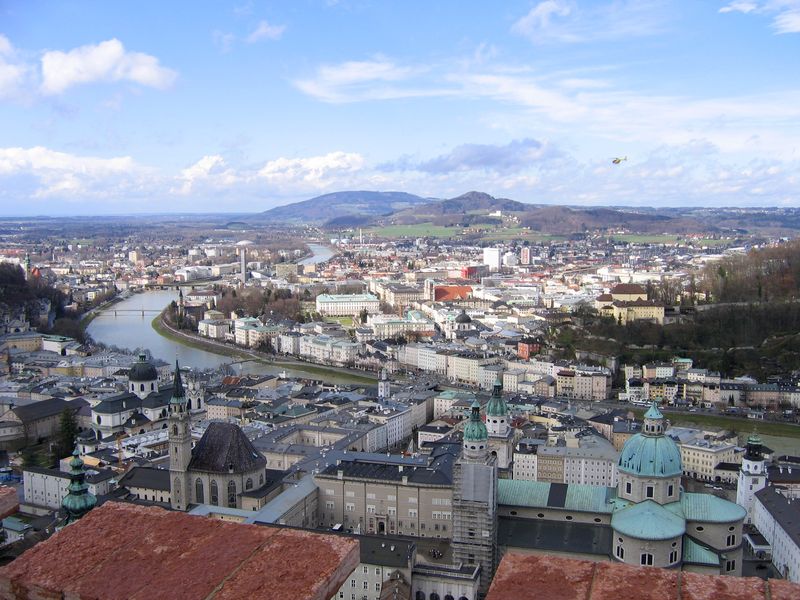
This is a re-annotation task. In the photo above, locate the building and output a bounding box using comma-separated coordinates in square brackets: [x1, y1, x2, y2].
[452, 400, 498, 595]
[485, 377, 514, 470]
[512, 436, 619, 487]
[752, 485, 800, 583]
[316, 294, 380, 317]
[23, 465, 115, 510]
[482, 248, 501, 272]
[497, 402, 746, 575]
[679, 439, 739, 482]
[736, 433, 768, 524]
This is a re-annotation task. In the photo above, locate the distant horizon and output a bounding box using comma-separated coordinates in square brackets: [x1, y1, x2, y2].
[2, 188, 799, 219]
[1, 1, 798, 213]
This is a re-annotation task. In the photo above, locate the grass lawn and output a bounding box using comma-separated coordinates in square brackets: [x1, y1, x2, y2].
[631, 408, 800, 439]
[326, 316, 354, 327]
[365, 223, 464, 238]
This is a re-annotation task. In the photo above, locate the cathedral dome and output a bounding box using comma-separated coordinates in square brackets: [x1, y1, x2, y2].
[618, 402, 682, 478]
[455, 309, 472, 324]
[129, 353, 157, 382]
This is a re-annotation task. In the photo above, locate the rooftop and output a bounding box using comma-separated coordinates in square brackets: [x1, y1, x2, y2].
[0, 502, 359, 600]
[486, 553, 799, 600]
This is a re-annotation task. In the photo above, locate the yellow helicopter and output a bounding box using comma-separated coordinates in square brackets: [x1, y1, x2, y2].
[612, 156, 628, 164]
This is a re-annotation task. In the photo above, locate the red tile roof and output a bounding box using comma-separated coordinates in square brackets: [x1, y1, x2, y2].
[486, 554, 796, 600]
[0, 502, 359, 600]
[0, 486, 19, 521]
[434, 285, 473, 302]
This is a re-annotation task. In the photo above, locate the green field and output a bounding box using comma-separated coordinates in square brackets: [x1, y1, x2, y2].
[631, 408, 800, 439]
[326, 316, 355, 327]
[365, 223, 464, 238]
[611, 234, 732, 246]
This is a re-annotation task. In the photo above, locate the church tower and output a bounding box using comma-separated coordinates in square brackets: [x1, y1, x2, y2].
[62, 446, 97, 524]
[736, 433, 767, 524]
[452, 400, 498, 596]
[378, 368, 391, 400]
[486, 375, 514, 469]
[169, 361, 192, 511]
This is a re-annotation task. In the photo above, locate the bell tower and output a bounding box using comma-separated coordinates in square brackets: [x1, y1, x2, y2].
[736, 433, 767, 524]
[168, 361, 192, 511]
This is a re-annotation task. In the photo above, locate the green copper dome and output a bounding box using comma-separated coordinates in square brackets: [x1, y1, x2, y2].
[464, 399, 488, 442]
[62, 447, 97, 523]
[618, 402, 681, 478]
[486, 375, 508, 417]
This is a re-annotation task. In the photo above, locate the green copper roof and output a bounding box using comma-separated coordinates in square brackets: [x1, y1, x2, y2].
[611, 500, 685, 540]
[463, 399, 487, 442]
[681, 492, 747, 523]
[497, 479, 552, 508]
[618, 433, 682, 478]
[643, 401, 663, 420]
[486, 375, 508, 417]
[61, 447, 97, 523]
[683, 537, 721, 566]
[497, 480, 622, 514]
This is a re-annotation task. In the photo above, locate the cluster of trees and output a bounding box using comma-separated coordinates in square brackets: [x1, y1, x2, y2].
[701, 240, 800, 303]
[216, 287, 309, 322]
[572, 303, 800, 379]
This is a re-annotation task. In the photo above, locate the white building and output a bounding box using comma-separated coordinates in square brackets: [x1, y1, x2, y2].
[482, 247, 501, 272]
[316, 293, 380, 317]
[737, 434, 768, 524]
[367, 405, 412, 449]
[753, 486, 800, 583]
[23, 466, 116, 510]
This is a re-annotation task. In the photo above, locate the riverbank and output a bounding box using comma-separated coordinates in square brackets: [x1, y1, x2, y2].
[152, 312, 377, 385]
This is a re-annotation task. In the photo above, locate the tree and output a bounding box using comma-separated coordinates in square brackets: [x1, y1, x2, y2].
[359, 308, 368, 324]
[21, 446, 38, 468]
[57, 408, 78, 460]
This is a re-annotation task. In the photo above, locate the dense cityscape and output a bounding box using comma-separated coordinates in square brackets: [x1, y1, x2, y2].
[1, 2, 799, 599]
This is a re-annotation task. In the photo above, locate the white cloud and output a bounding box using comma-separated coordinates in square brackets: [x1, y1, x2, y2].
[40, 39, 177, 95]
[173, 155, 239, 195]
[511, 0, 668, 44]
[246, 20, 286, 43]
[0, 146, 146, 197]
[293, 58, 443, 102]
[0, 35, 30, 100]
[719, 1, 759, 14]
[212, 31, 237, 54]
[719, 1, 800, 34]
[258, 151, 364, 187]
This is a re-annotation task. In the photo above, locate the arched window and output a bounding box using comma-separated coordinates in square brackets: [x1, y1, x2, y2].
[246, 477, 253, 490]
[140, 383, 145, 392]
[259, 473, 264, 486]
[96, 415, 102, 424]
[172, 424, 178, 436]
[430, 593, 441, 600]
[187, 398, 192, 410]
[151, 383, 155, 391]
[227, 480, 237, 508]
[195, 478, 204, 503]
[415, 592, 425, 600]
[210, 480, 219, 505]
[445, 595, 455, 600]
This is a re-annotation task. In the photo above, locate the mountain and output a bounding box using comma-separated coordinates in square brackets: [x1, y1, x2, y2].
[253, 191, 429, 225]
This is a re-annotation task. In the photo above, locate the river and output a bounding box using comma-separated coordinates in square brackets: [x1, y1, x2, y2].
[85, 242, 360, 382]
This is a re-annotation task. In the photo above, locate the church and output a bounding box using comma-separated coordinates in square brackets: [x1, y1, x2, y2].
[496, 402, 747, 576]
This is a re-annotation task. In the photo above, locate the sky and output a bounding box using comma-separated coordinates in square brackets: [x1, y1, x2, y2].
[0, 0, 799, 215]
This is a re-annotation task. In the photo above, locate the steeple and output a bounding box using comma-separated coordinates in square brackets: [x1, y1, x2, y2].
[170, 360, 186, 407]
[61, 447, 97, 524]
[486, 375, 508, 417]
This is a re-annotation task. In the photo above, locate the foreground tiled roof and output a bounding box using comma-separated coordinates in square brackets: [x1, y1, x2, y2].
[486, 554, 799, 600]
[0, 502, 359, 600]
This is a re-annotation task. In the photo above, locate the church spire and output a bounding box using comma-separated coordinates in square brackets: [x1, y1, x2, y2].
[170, 359, 185, 404]
[486, 375, 507, 417]
[61, 446, 97, 524]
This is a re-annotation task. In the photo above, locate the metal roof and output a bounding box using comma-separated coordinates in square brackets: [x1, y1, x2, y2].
[681, 492, 746, 524]
[611, 500, 686, 541]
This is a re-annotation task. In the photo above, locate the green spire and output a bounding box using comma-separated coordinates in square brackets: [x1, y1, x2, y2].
[644, 401, 663, 420]
[485, 374, 508, 417]
[61, 446, 97, 524]
[170, 359, 185, 405]
[463, 399, 488, 443]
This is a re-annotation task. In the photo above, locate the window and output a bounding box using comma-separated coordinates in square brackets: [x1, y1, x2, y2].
[210, 480, 219, 505]
[646, 486, 654, 499]
[376, 583, 381, 591]
[565, 516, 573, 521]
[363, 581, 368, 589]
[227, 480, 237, 508]
[325, 501, 334, 510]
[726, 559, 736, 571]
[409, 509, 417, 518]
[668, 484, 674, 497]
[640, 553, 653, 566]
[195, 478, 204, 503]
[669, 550, 678, 563]
[625, 481, 632, 494]
[695, 526, 704, 532]
[726, 534, 736, 546]
[616, 545, 624, 559]
[246, 477, 253, 490]
[346, 503, 355, 512]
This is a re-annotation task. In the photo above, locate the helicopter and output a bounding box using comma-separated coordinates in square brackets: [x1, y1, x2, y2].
[612, 156, 628, 164]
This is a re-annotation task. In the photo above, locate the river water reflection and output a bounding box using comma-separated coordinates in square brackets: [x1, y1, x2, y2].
[85, 243, 357, 380]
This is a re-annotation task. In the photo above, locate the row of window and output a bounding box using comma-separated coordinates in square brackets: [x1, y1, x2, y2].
[194, 474, 263, 508]
[615, 547, 679, 565]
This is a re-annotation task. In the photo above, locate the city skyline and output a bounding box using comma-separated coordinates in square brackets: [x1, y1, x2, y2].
[1, 1, 799, 215]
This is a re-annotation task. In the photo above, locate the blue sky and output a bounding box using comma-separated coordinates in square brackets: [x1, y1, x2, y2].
[0, 0, 798, 215]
